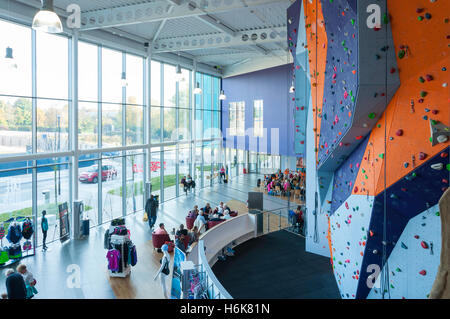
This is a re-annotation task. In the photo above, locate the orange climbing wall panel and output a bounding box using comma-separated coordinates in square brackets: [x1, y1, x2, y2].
[303, 0, 327, 164]
[352, 0, 449, 196]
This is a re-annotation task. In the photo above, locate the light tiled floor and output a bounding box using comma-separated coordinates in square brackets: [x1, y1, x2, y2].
[0, 173, 290, 299]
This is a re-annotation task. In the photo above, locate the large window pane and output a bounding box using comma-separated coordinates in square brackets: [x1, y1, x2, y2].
[101, 155, 123, 222]
[164, 108, 176, 142]
[178, 108, 190, 141]
[0, 19, 32, 97]
[37, 100, 69, 153]
[37, 159, 70, 244]
[203, 143, 212, 186]
[150, 149, 161, 198]
[78, 157, 99, 227]
[126, 152, 144, 214]
[151, 61, 161, 106]
[0, 97, 32, 155]
[164, 64, 176, 107]
[102, 48, 122, 104]
[126, 104, 143, 145]
[36, 32, 68, 99]
[78, 41, 98, 102]
[179, 145, 190, 193]
[179, 69, 190, 108]
[163, 147, 176, 200]
[126, 54, 143, 106]
[203, 74, 212, 110]
[151, 106, 161, 143]
[79, 102, 98, 150]
[102, 103, 122, 147]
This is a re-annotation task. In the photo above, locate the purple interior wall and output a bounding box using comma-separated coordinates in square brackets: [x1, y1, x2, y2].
[221, 64, 296, 157]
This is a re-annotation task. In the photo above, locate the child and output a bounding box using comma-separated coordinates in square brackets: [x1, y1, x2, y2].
[17, 264, 37, 299]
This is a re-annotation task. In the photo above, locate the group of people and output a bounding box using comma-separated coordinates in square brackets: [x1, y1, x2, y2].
[2, 264, 37, 300]
[180, 175, 195, 194]
[188, 202, 233, 234]
[263, 168, 305, 197]
[152, 222, 199, 254]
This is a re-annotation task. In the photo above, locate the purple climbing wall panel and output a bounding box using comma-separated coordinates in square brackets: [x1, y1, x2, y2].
[331, 135, 369, 215]
[317, 0, 400, 171]
[356, 147, 449, 299]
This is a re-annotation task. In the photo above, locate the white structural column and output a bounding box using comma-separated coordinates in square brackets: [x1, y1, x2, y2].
[71, 30, 80, 232]
[145, 47, 152, 184]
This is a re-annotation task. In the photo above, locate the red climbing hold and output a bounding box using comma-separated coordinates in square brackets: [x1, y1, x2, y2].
[421, 241, 429, 249]
[356, 136, 363, 140]
[354, 187, 358, 193]
[426, 74, 433, 81]
[396, 129, 404, 136]
[419, 270, 427, 276]
[345, 202, 349, 209]
[441, 153, 448, 158]
[370, 230, 374, 237]
[418, 152, 427, 160]
[414, 235, 419, 239]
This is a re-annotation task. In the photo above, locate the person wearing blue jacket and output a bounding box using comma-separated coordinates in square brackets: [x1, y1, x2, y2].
[5, 269, 26, 299]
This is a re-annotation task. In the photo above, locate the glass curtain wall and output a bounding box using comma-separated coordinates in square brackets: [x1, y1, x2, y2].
[0, 17, 221, 245]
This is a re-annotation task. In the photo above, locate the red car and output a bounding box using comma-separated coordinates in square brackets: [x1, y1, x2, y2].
[79, 165, 117, 183]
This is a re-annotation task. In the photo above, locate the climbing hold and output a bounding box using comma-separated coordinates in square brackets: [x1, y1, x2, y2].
[418, 152, 427, 160]
[401, 242, 408, 249]
[431, 163, 444, 170]
[404, 162, 409, 168]
[425, 13, 432, 19]
[419, 270, 427, 276]
[396, 129, 403, 136]
[421, 241, 429, 249]
[426, 74, 433, 81]
[420, 91, 427, 98]
[398, 50, 405, 59]
[414, 235, 420, 239]
[368, 112, 376, 119]
[419, 76, 425, 83]
[369, 230, 374, 237]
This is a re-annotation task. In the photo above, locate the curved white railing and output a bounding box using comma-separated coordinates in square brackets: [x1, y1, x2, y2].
[186, 213, 256, 299]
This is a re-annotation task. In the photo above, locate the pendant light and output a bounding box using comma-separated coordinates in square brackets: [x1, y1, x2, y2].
[219, 90, 226, 100]
[175, 64, 185, 82]
[32, 0, 63, 34]
[121, 72, 128, 87]
[5, 47, 17, 69]
[194, 82, 202, 95]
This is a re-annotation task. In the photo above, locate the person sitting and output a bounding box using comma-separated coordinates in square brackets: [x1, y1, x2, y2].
[154, 223, 168, 235]
[217, 202, 224, 214]
[175, 224, 188, 237]
[222, 210, 232, 220]
[187, 205, 199, 218]
[194, 210, 207, 234]
[223, 205, 231, 216]
[204, 203, 212, 216]
[199, 208, 208, 221]
[5, 269, 26, 300]
[188, 226, 199, 245]
[175, 234, 186, 253]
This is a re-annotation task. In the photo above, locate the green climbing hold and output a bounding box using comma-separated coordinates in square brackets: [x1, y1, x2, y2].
[396, 267, 402, 272]
[418, 16, 424, 21]
[383, 14, 389, 24]
[431, 120, 437, 126]
[419, 76, 425, 83]
[420, 91, 427, 98]
[368, 112, 376, 119]
[398, 50, 406, 59]
[377, 124, 381, 128]
[351, 19, 355, 26]
[412, 172, 417, 177]
[436, 211, 440, 216]
[379, 153, 384, 159]
[446, 163, 450, 171]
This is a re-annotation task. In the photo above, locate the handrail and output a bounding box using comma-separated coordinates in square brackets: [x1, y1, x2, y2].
[198, 240, 233, 299]
[190, 213, 256, 299]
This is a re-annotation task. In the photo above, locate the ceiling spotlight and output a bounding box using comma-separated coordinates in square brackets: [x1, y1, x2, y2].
[219, 90, 226, 100]
[32, 0, 63, 34]
[194, 82, 202, 95]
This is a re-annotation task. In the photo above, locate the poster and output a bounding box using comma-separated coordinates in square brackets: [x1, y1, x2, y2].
[170, 247, 186, 299]
[58, 202, 70, 242]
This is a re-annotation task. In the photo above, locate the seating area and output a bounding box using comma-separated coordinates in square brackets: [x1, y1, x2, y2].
[256, 169, 306, 204]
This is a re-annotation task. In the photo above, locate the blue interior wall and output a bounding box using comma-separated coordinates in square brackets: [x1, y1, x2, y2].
[221, 64, 295, 157]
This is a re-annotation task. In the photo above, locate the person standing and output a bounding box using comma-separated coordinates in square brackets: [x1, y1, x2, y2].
[145, 195, 158, 230]
[41, 210, 48, 251]
[5, 269, 26, 300]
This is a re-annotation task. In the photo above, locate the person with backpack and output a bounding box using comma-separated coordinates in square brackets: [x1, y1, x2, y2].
[154, 244, 170, 299]
[41, 210, 48, 251]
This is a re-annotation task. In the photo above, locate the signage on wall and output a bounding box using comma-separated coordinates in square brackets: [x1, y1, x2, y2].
[59, 202, 70, 242]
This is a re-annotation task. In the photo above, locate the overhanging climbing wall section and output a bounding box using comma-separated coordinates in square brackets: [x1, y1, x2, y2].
[317, 0, 400, 172]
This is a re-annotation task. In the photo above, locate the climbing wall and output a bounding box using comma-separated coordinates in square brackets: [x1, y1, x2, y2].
[299, 0, 450, 299]
[367, 203, 442, 299]
[317, 0, 400, 171]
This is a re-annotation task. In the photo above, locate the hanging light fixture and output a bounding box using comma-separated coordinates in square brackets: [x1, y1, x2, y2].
[121, 72, 128, 87]
[32, 0, 63, 34]
[194, 82, 202, 95]
[175, 64, 185, 82]
[5, 47, 17, 70]
[219, 90, 226, 100]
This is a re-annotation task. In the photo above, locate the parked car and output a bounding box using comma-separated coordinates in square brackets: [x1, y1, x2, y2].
[79, 165, 117, 183]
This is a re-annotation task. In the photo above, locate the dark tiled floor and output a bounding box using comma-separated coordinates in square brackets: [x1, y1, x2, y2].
[0, 173, 289, 299]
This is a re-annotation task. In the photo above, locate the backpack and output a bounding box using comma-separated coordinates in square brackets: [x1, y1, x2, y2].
[160, 256, 170, 275]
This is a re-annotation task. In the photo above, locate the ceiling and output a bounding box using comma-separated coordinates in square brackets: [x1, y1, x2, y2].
[4, 0, 293, 76]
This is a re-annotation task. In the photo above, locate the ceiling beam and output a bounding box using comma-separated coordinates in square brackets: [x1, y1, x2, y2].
[152, 26, 286, 53]
[195, 14, 236, 37]
[79, 0, 289, 31]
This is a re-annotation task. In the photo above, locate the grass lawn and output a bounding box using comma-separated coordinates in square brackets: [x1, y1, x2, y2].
[0, 203, 92, 223]
[107, 174, 177, 197]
